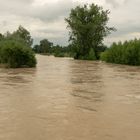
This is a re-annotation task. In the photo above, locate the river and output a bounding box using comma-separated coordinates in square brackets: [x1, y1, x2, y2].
[0, 55, 140, 140]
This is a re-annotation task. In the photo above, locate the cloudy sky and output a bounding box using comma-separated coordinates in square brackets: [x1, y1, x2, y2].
[0, 0, 140, 46]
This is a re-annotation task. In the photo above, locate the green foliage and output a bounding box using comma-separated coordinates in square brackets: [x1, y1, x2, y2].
[52, 45, 74, 57]
[33, 41, 74, 58]
[0, 26, 36, 68]
[0, 39, 36, 68]
[101, 39, 140, 66]
[33, 39, 53, 54]
[75, 48, 96, 60]
[12, 25, 33, 47]
[54, 52, 65, 57]
[65, 3, 115, 60]
[0, 33, 4, 41]
[87, 48, 96, 60]
[3, 26, 33, 48]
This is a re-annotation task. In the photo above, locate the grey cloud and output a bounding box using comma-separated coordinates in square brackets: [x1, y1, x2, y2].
[33, 33, 69, 46]
[0, 0, 34, 4]
[36, 28, 65, 34]
[31, 1, 73, 22]
[105, 0, 128, 8]
[105, 0, 119, 8]
[1, 20, 7, 26]
[110, 25, 140, 38]
[0, 0, 76, 22]
[0, 0, 140, 46]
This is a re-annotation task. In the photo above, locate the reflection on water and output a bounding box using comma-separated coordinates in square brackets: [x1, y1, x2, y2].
[0, 55, 140, 140]
[70, 61, 104, 113]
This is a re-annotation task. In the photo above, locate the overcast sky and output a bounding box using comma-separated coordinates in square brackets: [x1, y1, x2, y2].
[0, 0, 140, 46]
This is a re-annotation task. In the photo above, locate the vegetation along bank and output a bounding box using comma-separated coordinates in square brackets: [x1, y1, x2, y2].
[1, 3, 140, 67]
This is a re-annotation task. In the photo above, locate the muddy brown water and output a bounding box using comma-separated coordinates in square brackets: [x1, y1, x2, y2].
[0, 55, 140, 140]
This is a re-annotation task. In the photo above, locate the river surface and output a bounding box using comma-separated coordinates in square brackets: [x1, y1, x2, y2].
[0, 55, 140, 140]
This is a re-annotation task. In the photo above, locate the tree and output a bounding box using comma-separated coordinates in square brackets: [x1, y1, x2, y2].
[33, 39, 53, 54]
[65, 4, 115, 60]
[33, 44, 40, 53]
[40, 39, 53, 53]
[0, 39, 36, 68]
[12, 25, 33, 47]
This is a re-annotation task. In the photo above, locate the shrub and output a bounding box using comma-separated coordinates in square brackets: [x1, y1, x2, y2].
[86, 48, 97, 60]
[54, 52, 65, 57]
[100, 39, 140, 66]
[74, 48, 97, 60]
[0, 39, 36, 68]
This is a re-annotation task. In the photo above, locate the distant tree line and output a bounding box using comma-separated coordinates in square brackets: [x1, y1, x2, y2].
[33, 39, 75, 57]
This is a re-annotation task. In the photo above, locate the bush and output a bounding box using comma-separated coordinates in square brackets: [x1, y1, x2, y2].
[100, 39, 140, 66]
[86, 48, 97, 60]
[0, 39, 36, 68]
[74, 48, 97, 60]
[54, 52, 65, 57]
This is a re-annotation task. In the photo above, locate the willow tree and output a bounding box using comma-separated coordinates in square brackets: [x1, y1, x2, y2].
[65, 4, 115, 60]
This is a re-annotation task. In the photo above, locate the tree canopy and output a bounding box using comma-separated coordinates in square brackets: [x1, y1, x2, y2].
[65, 4, 115, 60]
[11, 25, 33, 47]
[33, 39, 53, 54]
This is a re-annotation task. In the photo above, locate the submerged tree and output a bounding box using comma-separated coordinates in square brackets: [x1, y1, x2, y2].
[0, 26, 36, 68]
[0, 39, 36, 68]
[65, 4, 115, 60]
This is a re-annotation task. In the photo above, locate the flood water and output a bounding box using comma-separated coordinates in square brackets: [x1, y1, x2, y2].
[0, 55, 140, 140]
